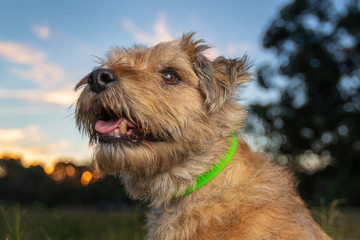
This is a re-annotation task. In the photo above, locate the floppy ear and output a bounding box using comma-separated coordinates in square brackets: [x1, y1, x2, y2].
[180, 33, 252, 113]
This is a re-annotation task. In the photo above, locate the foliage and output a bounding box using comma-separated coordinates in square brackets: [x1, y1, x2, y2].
[250, 0, 360, 205]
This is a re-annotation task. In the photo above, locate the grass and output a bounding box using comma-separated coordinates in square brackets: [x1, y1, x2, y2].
[1, 202, 360, 240]
[0, 203, 146, 240]
[1, 204, 25, 240]
[312, 200, 360, 240]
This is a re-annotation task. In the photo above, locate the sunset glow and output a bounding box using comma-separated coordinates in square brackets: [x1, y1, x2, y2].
[81, 171, 93, 186]
[65, 165, 76, 177]
[44, 164, 55, 175]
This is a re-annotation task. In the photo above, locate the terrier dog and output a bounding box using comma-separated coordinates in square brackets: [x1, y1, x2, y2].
[75, 33, 331, 239]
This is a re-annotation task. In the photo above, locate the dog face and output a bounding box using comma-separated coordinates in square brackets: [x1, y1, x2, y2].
[75, 33, 250, 177]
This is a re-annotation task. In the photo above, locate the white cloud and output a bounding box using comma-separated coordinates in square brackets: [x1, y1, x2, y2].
[0, 87, 80, 106]
[0, 129, 24, 142]
[33, 24, 50, 39]
[122, 13, 173, 45]
[0, 40, 76, 106]
[203, 47, 221, 61]
[0, 88, 43, 102]
[122, 14, 223, 60]
[0, 106, 55, 117]
[0, 41, 45, 64]
[226, 42, 256, 57]
[153, 13, 173, 43]
[0, 41, 65, 86]
[0, 125, 44, 147]
[0, 125, 84, 166]
[11, 63, 64, 86]
[43, 89, 80, 106]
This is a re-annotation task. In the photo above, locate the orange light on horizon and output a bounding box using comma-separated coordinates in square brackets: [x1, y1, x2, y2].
[0, 152, 24, 161]
[81, 171, 93, 186]
[92, 168, 101, 180]
[44, 164, 55, 175]
[65, 165, 76, 177]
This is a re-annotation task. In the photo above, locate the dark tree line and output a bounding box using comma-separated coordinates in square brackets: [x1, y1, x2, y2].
[0, 157, 132, 208]
[249, 0, 360, 205]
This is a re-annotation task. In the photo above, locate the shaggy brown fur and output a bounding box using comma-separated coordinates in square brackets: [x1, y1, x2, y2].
[75, 33, 331, 240]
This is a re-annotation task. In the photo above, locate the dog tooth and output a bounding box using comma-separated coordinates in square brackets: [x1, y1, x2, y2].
[119, 120, 127, 134]
[114, 129, 120, 136]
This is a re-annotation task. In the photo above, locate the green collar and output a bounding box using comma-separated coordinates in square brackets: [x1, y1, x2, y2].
[174, 133, 238, 198]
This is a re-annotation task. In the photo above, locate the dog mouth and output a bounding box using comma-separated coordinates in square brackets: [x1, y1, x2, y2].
[93, 108, 157, 144]
[95, 117, 140, 143]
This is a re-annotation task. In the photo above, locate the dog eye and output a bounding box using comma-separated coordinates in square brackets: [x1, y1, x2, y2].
[160, 69, 181, 85]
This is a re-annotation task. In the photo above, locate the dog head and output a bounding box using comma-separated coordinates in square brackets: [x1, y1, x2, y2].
[75, 33, 251, 177]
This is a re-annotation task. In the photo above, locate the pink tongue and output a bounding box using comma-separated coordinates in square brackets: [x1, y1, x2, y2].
[95, 119, 122, 134]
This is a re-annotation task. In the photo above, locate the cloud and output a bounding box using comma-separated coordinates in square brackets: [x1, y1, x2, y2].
[122, 14, 222, 60]
[0, 129, 24, 142]
[0, 125, 83, 166]
[11, 63, 64, 86]
[153, 13, 173, 42]
[33, 24, 50, 39]
[0, 40, 75, 106]
[0, 41, 45, 64]
[226, 42, 258, 58]
[0, 41, 65, 86]
[203, 48, 221, 61]
[0, 126, 44, 149]
[122, 13, 173, 45]
[0, 106, 55, 117]
[0, 87, 80, 106]
[43, 89, 80, 106]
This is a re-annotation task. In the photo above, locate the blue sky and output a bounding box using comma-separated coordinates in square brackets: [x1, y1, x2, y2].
[0, 0, 291, 167]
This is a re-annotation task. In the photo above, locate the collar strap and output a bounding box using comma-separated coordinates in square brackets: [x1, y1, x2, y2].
[174, 133, 238, 198]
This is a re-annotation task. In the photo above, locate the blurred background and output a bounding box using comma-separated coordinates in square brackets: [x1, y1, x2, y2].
[0, 0, 359, 239]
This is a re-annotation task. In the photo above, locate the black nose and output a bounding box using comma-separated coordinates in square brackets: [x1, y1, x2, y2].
[88, 69, 117, 93]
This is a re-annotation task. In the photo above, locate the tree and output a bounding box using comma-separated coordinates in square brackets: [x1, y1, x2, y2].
[252, 0, 360, 205]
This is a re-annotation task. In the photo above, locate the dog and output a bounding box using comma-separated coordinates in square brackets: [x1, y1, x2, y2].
[75, 33, 331, 239]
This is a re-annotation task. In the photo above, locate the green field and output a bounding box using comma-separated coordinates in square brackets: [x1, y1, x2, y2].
[1, 204, 360, 240]
[1, 204, 146, 240]
[312, 206, 360, 240]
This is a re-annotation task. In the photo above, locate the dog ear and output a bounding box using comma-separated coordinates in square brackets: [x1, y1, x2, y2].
[206, 56, 252, 112]
[180, 33, 252, 112]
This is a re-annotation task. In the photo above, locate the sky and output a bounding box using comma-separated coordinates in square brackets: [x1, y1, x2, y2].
[0, 0, 291, 167]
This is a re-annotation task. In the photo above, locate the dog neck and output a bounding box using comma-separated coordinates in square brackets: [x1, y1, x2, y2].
[173, 133, 238, 198]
